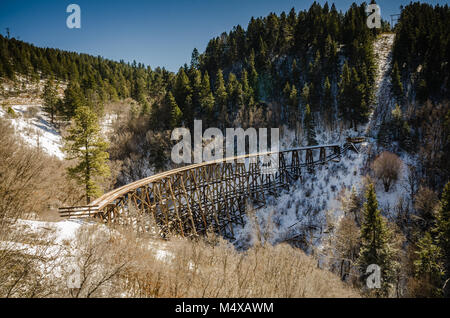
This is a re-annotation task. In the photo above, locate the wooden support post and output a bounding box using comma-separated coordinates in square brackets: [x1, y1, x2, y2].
[306, 148, 314, 171]
[291, 150, 301, 180]
[179, 174, 198, 236]
[319, 147, 326, 164]
[60, 142, 355, 238]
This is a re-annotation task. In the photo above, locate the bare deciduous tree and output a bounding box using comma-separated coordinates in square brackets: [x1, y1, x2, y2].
[0, 117, 82, 297]
[65, 226, 133, 298]
[334, 215, 360, 283]
[371, 151, 403, 192]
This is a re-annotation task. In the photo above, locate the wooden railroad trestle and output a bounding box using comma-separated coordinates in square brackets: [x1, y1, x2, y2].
[60, 141, 361, 238]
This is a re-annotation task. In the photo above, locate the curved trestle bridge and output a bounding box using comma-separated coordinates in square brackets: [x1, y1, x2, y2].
[60, 138, 364, 238]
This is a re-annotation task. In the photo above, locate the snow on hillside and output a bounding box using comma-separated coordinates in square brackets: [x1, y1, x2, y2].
[2, 218, 173, 272]
[15, 218, 85, 243]
[0, 76, 119, 160]
[233, 130, 369, 250]
[367, 33, 395, 137]
[0, 105, 122, 160]
[101, 113, 119, 137]
[0, 105, 65, 159]
[232, 34, 401, 252]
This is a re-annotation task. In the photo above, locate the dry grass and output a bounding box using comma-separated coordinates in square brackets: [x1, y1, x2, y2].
[0, 116, 84, 220]
[120, 233, 360, 298]
[19, 223, 359, 298]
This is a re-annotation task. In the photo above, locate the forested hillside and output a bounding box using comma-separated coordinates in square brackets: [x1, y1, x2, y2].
[1, 1, 449, 299]
[378, 3, 450, 192]
[0, 34, 173, 117]
[198, 2, 385, 131]
[368, 2, 450, 297]
[1, 2, 390, 186]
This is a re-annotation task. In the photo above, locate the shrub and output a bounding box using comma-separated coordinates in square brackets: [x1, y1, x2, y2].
[53, 225, 361, 298]
[6, 106, 16, 117]
[371, 151, 402, 192]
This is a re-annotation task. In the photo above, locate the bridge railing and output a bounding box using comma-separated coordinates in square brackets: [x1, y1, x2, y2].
[58, 141, 362, 236]
[89, 143, 345, 210]
[59, 205, 99, 218]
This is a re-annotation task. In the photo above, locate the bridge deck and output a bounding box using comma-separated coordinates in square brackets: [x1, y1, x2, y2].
[91, 143, 342, 211]
[59, 141, 362, 236]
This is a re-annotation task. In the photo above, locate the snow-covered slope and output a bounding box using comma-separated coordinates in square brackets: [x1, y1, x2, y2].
[0, 76, 120, 160]
[232, 34, 399, 251]
[367, 33, 395, 137]
[2, 34, 407, 264]
[0, 105, 65, 159]
[233, 131, 368, 250]
[0, 77, 66, 159]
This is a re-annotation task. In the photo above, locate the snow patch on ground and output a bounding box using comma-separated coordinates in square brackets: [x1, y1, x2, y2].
[4, 218, 172, 268]
[14, 219, 88, 245]
[0, 105, 65, 159]
[100, 113, 118, 138]
[233, 130, 368, 250]
[0, 103, 118, 160]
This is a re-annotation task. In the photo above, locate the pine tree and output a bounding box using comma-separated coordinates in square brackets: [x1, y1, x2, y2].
[173, 68, 193, 128]
[436, 182, 450, 296]
[414, 231, 444, 297]
[351, 67, 369, 125]
[257, 36, 267, 68]
[199, 72, 215, 123]
[346, 186, 362, 225]
[391, 62, 403, 103]
[42, 77, 59, 124]
[191, 68, 202, 114]
[288, 85, 299, 129]
[309, 51, 322, 110]
[215, 69, 228, 129]
[292, 59, 300, 86]
[358, 183, 397, 297]
[324, 35, 338, 75]
[248, 50, 259, 99]
[338, 61, 352, 121]
[166, 92, 182, 129]
[391, 104, 403, 140]
[132, 69, 147, 105]
[323, 77, 333, 108]
[239, 70, 253, 125]
[283, 82, 291, 122]
[283, 82, 291, 99]
[64, 106, 110, 204]
[227, 72, 240, 113]
[191, 48, 200, 69]
[63, 81, 85, 120]
[323, 76, 334, 125]
[241, 70, 253, 102]
[233, 82, 245, 122]
[304, 104, 317, 145]
[301, 82, 310, 106]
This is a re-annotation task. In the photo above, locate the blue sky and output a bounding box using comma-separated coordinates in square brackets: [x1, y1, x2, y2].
[0, 0, 447, 71]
